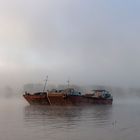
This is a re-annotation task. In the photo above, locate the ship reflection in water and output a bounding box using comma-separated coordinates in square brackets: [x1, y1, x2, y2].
[24, 105, 114, 140]
[1, 98, 140, 140]
[23, 103, 140, 140]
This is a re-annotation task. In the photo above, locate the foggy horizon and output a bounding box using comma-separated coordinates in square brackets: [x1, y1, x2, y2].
[0, 0, 140, 90]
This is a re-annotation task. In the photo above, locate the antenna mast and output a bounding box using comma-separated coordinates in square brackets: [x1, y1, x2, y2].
[43, 76, 48, 92]
[67, 79, 70, 88]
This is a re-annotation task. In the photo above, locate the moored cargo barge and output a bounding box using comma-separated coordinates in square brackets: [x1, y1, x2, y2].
[23, 88, 113, 105]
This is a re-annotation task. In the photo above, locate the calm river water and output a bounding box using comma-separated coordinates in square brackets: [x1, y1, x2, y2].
[0, 98, 140, 140]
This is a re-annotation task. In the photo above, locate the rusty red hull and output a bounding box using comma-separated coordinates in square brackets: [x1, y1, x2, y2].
[23, 94, 113, 105]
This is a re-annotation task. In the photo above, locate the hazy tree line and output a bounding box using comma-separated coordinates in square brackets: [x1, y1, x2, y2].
[0, 83, 140, 99]
[23, 83, 140, 99]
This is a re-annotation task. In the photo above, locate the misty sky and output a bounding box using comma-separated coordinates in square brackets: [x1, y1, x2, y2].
[0, 0, 140, 88]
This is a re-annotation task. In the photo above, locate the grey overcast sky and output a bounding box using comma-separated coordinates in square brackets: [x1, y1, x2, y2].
[0, 0, 140, 88]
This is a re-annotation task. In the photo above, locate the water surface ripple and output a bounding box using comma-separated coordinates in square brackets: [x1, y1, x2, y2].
[0, 98, 140, 140]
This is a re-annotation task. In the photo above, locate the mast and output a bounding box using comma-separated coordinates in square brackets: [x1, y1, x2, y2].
[43, 76, 48, 92]
[67, 79, 70, 88]
[43, 76, 51, 105]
